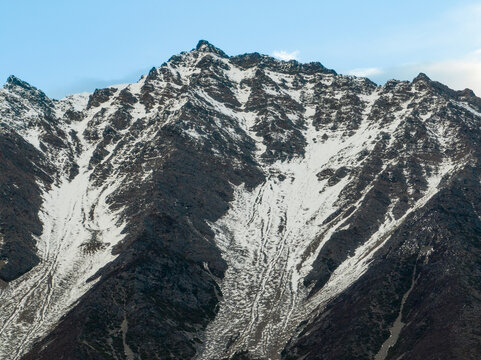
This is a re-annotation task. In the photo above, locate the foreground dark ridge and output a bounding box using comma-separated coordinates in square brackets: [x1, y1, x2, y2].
[0, 40, 480, 359]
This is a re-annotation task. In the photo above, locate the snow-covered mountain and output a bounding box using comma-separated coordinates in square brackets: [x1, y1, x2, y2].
[1, 40, 481, 360]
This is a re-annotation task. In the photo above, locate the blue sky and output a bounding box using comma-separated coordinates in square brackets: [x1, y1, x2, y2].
[2, 0, 481, 98]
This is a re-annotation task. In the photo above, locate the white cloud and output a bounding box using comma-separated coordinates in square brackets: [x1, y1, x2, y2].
[347, 3, 481, 72]
[421, 53, 481, 95]
[359, 50, 481, 96]
[358, 3, 481, 95]
[272, 50, 299, 61]
[346, 67, 383, 78]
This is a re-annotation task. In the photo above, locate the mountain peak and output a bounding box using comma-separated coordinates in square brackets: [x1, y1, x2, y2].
[413, 72, 431, 83]
[3, 75, 43, 97]
[4, 75, 33, 90]
[195, 40, 228, 58]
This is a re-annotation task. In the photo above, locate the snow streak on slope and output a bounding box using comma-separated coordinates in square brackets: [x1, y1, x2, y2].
[0, 103, 127, 359]
[304, 158, 455, 317]
[198, 67, 459, 358]
[198, 87, 383, 358]
[202, 152, 453, 360]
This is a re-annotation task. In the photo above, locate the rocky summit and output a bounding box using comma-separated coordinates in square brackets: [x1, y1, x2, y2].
[1, 40, 481, 360]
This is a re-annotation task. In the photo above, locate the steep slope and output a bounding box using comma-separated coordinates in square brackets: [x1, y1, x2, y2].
[0, 41, 480, 359]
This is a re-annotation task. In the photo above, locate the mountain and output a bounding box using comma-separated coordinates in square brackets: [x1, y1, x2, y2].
[1, 40, 481, 360]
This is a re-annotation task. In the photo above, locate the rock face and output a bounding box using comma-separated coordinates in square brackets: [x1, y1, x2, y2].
[0, 41, 480, 359]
